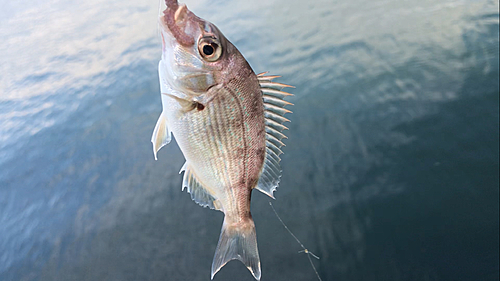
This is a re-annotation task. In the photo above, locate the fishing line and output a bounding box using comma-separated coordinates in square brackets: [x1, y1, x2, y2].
[268, 201, 323, 281]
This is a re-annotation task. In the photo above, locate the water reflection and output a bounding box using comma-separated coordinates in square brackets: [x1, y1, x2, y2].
[0, 0, 498, 280]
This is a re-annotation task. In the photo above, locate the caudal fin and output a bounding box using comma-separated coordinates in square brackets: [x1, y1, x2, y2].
[211, 216, 261, 280]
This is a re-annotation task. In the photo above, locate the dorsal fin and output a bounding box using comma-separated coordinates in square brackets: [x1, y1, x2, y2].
[180, 162, 221, 210]
[256, 73, 293, 199]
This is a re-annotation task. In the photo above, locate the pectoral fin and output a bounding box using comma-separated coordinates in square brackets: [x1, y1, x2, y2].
[163, 93, 198, 112]
[151, 111, 171, 160]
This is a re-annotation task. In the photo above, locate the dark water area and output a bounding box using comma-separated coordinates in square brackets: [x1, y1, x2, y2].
[0, 0, 498, 280]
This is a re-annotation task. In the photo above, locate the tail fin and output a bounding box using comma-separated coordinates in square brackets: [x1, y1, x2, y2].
[211, 216, 261, 280]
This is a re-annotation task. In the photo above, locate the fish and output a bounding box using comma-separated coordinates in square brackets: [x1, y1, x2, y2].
[151, 0, 293, 279]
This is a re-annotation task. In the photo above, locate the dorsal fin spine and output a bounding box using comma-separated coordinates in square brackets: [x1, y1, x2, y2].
[266, 147, 281, 163]
[265, 119, 289, 131]
[263, 95, 294, 107]
[266, 134, 286, 147]
[259, 82, 294, 89]
[266, 126, 288, 140]
[264, 111, 290, 123]
[264, 104, 292, 115]
[266, 141, 284, 156]
[261, 88, 293, 97]
[266, 153, 280, 170]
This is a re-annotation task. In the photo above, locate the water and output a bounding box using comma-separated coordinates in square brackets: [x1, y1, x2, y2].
[0, 0, 498, 280]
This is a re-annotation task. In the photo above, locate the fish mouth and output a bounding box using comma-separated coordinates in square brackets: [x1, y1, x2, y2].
[158, 1, 218, 96]
[160, 0, 196, 47]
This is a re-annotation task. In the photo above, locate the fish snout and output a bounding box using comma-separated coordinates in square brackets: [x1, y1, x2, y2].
[161, 1, 195, 46]
[174, 4, 188, 22]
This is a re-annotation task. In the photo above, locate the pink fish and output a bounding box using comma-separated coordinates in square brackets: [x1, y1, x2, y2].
[152, 1, 293, 279]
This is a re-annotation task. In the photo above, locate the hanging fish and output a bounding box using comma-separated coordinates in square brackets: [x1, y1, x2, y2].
[152, 0, 293, 279]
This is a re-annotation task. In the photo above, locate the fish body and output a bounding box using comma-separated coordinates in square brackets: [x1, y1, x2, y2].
[152, 1, 292, 279]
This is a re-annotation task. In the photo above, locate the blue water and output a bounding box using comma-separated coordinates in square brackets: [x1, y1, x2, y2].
[0, 0, 498, 280]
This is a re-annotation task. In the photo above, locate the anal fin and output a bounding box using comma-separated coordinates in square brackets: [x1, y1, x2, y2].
[151, 111, 171, 160]
[180, 162, 220, 210]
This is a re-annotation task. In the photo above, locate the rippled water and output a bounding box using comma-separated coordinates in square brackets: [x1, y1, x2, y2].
[1, 0, 498, 280]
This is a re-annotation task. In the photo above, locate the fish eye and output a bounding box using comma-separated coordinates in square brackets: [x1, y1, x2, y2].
[198, 37, 222, 62]
[203, 45, 214, 56]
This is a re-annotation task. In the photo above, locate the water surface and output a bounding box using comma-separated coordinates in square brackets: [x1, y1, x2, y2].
[0, 0, 498, 280]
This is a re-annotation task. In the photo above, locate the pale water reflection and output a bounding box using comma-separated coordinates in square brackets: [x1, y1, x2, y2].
[0, 0, 498, 280]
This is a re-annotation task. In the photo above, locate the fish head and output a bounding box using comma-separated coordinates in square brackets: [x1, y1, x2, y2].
[159, 0, 252, 98]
